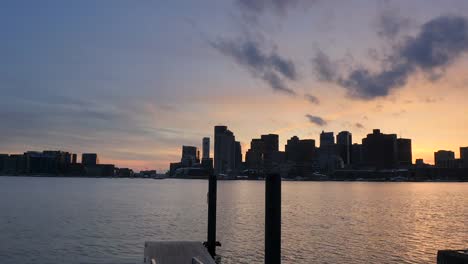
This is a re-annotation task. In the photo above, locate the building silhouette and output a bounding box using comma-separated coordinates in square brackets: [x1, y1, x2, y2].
[320, 131, 334, 147]
[285, 136, 317, 177]
[82, 153, 99, 166]
[397, 138, 412, 167]
[214, 126, 237, 175]
[336, 131, 352, 165]
[362, 129, 398, 169]
[434, 150, 455, 168]
[245, 138, 264, 172]
[202, 137, 210, 159]
[460, 147, 468, 168]
[181, 146, 198, 167]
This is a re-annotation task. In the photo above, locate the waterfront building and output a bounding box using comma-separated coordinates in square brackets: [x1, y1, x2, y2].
[82, 153, 99, 166]
[203, 137, 210, 159]
[0, 154, 8, 173]
[214, 126, 237, 175]
[362, 129, 398, 169]
[351, 143, 363, 166]
[434, 150, 455, 168]
[245, 138, 264, 172]
[461, 147, 468, 168]
[235, 141, 242, 170]
[181, 146, 198, 167]
[397, 138, 412, 167]
[320, 131, 334, 148]
[336, 131, 352, 165]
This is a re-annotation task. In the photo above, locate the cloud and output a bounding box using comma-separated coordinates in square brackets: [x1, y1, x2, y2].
[311, 50, 337, 82]
[305, 94, 320, 104]
[235, 0, 315, 20]
[313, 15, 468, 99]
[355, 122, 364, 129]
[211, 38, 297, 94]
[376, 5, 410, 38]
[305, 114, 327, 126]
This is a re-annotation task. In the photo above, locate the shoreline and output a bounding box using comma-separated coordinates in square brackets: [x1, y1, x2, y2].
[1, 174, 467, 182]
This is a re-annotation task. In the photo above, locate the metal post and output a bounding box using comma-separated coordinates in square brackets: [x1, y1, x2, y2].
[265, 173, 281, 264]
[207, 173, 217, 257]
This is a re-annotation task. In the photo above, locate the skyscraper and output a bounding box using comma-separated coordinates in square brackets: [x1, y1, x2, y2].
[214, 126, 236, 175]
[261, 134, 279, 170]
[320, 131, 334, 147]
[397, 138, 412, 167]
[181, 146, 198, 167]
[202, 137, 210, 159]
[362, 129, 398, 169]
[434, 150, 455, 168]
[336, 131, 352, 165]
[460, 147, 468, 168]
[82, 153, 99, 166]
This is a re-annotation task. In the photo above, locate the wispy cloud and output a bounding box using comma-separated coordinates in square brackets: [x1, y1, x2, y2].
[305, 114, 327, 126]
[304, 94, 320, 105]
[313, 15, 468, 100]
[211, 38, 297, 94]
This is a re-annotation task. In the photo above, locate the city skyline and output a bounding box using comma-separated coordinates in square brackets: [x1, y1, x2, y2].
[1, 1, 468, 170]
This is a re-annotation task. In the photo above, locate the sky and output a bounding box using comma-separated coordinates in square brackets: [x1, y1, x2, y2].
[1, 0, 468, 171]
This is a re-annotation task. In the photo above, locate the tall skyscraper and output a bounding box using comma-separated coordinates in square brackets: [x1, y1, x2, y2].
[336, 131, 352, 165]
[461, 147, 468, 168]
[362, 129, 398, 169]
[202, 137, 210, 159]
[397, 138, 412, 167]
[320, 131, 334, 147]
[235, 141, 242, 169]
[245, 138, 264, 170]
[261, 134, 279, 170]
[214, 126, 237, 175]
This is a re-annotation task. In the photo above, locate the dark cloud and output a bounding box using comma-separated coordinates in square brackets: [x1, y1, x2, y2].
[377, 6, 410, 38]
[235, 0, 315, 19]
[305, 114, 327, 126]
[311, 50, 337, 82]
[313, 15, 468, 99]
[355, 123, 364, 129]
[305, 94, 320, 105]
[211, 38, 297, 94]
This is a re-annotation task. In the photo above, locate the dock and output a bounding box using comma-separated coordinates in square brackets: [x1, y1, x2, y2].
[144, 241, 216, 264]
[437, 249, 468, 264]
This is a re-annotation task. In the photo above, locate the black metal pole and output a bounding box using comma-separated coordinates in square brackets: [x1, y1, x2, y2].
[207, 173, 217, 257]
[265, 173, 281, 264]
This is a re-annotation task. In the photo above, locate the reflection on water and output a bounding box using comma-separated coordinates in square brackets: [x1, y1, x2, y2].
[0, 177, 466, 263]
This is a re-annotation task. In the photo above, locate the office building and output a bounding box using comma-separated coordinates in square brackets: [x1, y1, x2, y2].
[434, 150, 455, 168]
[202, 137, 210, 159]
[351, 143, 363, 166]
[181, 146, 198, 167]
[461, 147, 468, 168]
[245, 138, 264, 171]
[261, 134, 279, 170]
[0, 154, 8, 173]
[320, 131, 334, 147]
[397, 138, 412, 167]
[285, 136, 315, 163]
[235, 141, 242, 170]
[336, 131, 352, 165]
[82, 153, 99, 166]
[214, 126, 237, 175]
[362, 129, 398, 169]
